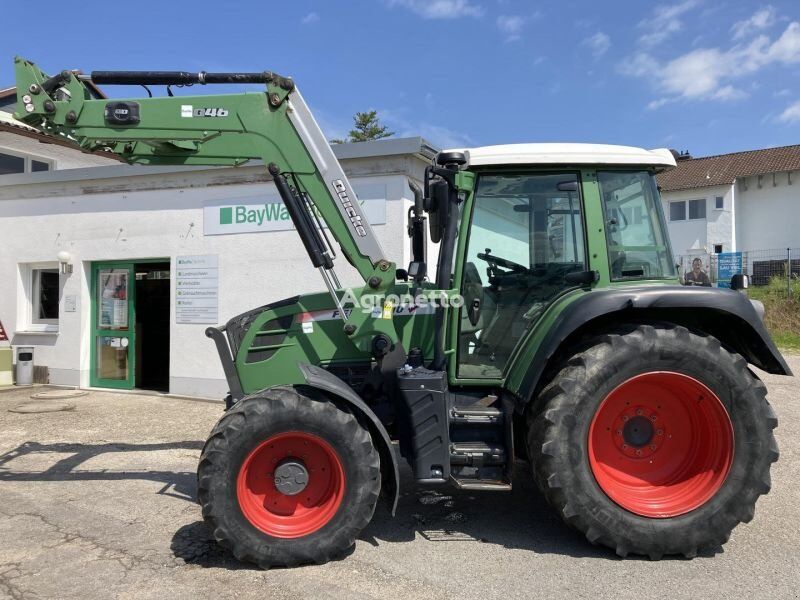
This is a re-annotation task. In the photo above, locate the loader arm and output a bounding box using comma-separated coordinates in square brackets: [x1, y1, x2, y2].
[12, 57, 394, 292]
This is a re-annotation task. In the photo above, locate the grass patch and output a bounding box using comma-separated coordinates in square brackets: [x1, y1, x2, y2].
[748, 277, 800, 352]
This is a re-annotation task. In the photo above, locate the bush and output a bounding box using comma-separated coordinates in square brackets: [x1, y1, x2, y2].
[748, 277, 800, 352]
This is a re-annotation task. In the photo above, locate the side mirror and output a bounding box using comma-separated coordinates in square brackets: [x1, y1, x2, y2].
[730, 273, 749, 290]
[427, 180, 450, 244]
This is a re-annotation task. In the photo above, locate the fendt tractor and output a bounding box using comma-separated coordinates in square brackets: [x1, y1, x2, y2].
[13, 57, 790, 567]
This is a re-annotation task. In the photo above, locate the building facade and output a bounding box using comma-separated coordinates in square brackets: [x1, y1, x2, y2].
[0, 119, 435, 398]
[658, 145, 800, 256]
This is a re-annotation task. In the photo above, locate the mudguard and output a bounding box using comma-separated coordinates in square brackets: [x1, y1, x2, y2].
[508, 285, 791, 408]
[297, 363, 400, 516]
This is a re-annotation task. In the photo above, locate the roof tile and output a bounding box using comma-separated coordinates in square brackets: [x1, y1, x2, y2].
[657, 145, 800, 191]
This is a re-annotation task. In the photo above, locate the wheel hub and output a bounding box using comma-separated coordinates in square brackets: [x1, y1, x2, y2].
[622, 415, 655, 448]
[612, 404, 663, 458]
[273, 459, 309, 496]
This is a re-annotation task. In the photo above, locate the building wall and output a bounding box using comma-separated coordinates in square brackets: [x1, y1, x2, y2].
[662, 171, 800, 256]
[0, 156, 428, 398]
[661, 184, 735, 256]
[735, 170, 800, 251]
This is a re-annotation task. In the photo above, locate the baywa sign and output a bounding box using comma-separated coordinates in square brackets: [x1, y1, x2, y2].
[204, 186, 386, 236]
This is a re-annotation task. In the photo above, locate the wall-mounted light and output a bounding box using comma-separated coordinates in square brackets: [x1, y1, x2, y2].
[57, 250, 73, 275]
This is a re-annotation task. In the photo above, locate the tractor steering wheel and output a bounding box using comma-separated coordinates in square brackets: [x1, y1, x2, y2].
[477, 250, 528, 274]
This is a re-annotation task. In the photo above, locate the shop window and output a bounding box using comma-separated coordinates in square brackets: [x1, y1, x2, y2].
[0, 149, 53, 176]
[18, 264, 60, 333]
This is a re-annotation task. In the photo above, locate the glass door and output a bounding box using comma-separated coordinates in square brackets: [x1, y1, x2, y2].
[91, 262, 135, 389]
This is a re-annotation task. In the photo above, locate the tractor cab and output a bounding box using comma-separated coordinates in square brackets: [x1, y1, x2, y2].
[423, 143, 678, 380]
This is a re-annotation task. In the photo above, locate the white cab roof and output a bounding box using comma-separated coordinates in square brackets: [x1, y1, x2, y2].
[452, 143, 676, 171]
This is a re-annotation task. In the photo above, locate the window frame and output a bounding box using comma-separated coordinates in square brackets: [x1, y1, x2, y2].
[688, 198, 706, 220]
[669, 200, 687, 221]
[18, 262, 61, 333]
[715, 196, 724, 210]
[0, 146, 55, 176]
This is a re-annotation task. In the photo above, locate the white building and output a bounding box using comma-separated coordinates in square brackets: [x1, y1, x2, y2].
[657, 145, 800, 256]
[0, 94, 435, 397]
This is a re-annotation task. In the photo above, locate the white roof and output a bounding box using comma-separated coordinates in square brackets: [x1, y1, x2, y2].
[452, 143, 676, 170]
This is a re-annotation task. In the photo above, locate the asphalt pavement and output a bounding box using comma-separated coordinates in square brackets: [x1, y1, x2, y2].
[0, 358, 798, 600]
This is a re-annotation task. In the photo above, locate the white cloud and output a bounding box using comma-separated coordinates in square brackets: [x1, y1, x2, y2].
[496, 15, 526, 42]
[778, 100, 800, 123]
[583, 32, 611, 58]
[375, 104, 476, 147]
[622, 21, 800, 108]
[731, 6, 777, 40]
[386, 0, 484, 19]
[411, 124, 477, 148]
[301, 12, 319, 25]
[638, 0, 699, 48]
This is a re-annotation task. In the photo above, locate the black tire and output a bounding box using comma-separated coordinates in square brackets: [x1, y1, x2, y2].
[527, 324, 779, 559]
[197, 386, 381, 568]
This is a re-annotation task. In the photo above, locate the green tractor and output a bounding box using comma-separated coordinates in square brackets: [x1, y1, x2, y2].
[14, 58, 789, 567]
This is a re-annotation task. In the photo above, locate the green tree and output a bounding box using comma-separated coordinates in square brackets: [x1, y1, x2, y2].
[330, 110, 394, 144]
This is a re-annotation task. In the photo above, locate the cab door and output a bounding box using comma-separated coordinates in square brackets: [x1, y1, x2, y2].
[453, 171, 587, 381]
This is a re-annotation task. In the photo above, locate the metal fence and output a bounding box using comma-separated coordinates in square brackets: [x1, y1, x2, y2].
[677, 248, 800, 295]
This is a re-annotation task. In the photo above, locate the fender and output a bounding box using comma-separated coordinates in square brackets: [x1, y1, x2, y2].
[297, 363, 400, 516]
[507, 285, 791, 408]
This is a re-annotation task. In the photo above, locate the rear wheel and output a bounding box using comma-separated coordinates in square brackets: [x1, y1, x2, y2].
[528, 325, 779, 559]
[198, 387, 380, 567]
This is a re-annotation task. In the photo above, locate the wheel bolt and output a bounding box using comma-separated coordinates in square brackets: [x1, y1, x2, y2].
[616, 429, 622, 436]
[636, 409, 643, 416]
[656, 429, 663, 435]
[622, 415, 629, 421]
[649, 445, 656, 450]
[622, 444, 628, 450]
[651, 415, 657, 421]
[635, 449, 642, 456]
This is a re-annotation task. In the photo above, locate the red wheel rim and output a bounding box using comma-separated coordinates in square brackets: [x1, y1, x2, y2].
[588, 372, 734, 518]
[237, 431, 345, 538]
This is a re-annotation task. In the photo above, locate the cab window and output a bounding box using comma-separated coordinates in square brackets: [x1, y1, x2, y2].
[597, 171, 676, 280]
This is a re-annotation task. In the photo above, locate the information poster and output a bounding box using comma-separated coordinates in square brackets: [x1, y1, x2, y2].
[98, 269, 129, 328]
[176, 255, 219, 324]
[717, 252, 743, 289]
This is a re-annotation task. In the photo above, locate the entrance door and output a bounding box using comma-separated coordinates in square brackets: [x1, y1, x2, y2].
[91, 262, 135, 389]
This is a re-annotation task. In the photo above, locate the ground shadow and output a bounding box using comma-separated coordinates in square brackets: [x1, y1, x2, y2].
[358, 462, 721, 562]
[0, 440, 203, 502]
[0, 440, 719, 568]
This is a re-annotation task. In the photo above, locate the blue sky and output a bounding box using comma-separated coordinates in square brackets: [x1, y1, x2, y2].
[2, 0, 800, 157]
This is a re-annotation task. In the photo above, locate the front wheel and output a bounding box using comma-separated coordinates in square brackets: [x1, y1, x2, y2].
[528, 325, 779, 559]
[197, 387, 381, 567]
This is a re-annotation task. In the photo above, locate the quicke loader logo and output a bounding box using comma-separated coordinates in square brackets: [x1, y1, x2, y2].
[332, 179, 367, 237]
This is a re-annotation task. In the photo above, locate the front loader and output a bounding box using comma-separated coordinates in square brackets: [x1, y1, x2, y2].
[13, 57, 790, 567]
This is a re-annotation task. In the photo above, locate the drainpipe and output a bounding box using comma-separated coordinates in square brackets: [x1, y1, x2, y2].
[730, 181, 736, 252]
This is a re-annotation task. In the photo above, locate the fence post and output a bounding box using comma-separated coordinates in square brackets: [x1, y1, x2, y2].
[788, 247, 792, 299]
